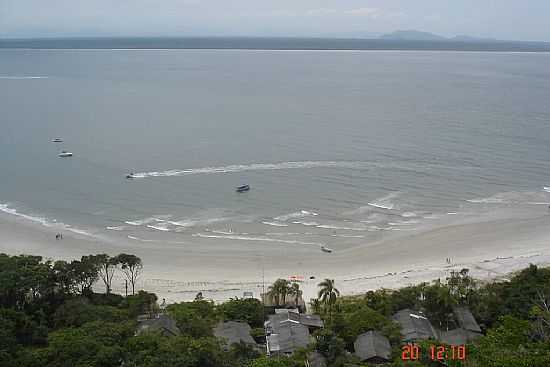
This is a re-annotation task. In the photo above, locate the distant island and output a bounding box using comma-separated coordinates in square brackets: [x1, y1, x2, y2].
[380, 30, 499, 42]
[1, 34, 549, 52]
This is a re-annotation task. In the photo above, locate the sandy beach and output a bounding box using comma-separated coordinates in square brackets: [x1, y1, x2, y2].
[1, 204, 550, 305]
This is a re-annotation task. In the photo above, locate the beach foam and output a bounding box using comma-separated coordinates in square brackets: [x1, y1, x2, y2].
[0, 76, 49, 79]
[274, 210, 318, 221]
[0, 203, 94, 237]
[261, 221, 289, 227]
[192, 233, 323, 247]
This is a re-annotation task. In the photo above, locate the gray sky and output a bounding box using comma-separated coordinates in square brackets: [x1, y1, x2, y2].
[1, 0, 549, 41]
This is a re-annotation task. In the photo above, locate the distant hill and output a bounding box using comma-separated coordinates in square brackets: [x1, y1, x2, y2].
[380, 30, 501, 43]
[380, 30, 447, 41]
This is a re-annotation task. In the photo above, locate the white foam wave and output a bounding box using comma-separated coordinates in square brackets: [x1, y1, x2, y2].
[106, 226, 126, 231]
[332, 234, 365, 238]
[147, 224, 171, 232]
[192, 233, 323, 246]
[367, 192, 400, 210]
[316, 224, 368, 231]
[401, 212, 417, 218]
[274, 210, 318, 221]
[262, 221, 289, 227]
[466, 198, 507, 204]
[544, 187, 550, 193]
[210, 229, 235, 235]
[292, 221, 320, 226]
[168, 217, 229, 228]
[131, 161, 377, 178]
[388, 220, 419, 226]
[125, 217, 166, 226]
[0, 203, 93, 237]
[0, 76, 49, 79]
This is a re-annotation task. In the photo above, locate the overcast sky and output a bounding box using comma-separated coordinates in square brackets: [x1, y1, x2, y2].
[1, 0, 549, 41]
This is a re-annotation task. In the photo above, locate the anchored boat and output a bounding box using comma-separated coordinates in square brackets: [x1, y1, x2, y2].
[58, 151, 73, 157]
[236, 184, 250, 193]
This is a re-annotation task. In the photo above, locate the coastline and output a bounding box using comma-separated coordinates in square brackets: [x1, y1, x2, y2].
[1, 206, 549, 304]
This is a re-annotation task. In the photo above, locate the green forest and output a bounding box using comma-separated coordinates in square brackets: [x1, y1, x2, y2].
[1, 252, 550, 366]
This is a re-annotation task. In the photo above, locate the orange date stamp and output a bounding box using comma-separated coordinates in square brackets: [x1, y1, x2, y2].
[402, 344, 467, 361]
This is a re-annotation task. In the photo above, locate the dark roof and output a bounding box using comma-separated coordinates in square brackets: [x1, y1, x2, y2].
[136, 314, 180, 337]
[267, 310, 324, 329]
[453, 307, 482, 333]
[213, 321, 256, 346]
[440, 328, 482, 345]
[299, 314, 324, 328]
[392, 309, 438, 341]
[267, 322, 310, 354]
[354, 331, 392, 362]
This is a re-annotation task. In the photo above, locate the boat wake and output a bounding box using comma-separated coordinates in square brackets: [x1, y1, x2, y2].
[130, 161, 376, 178]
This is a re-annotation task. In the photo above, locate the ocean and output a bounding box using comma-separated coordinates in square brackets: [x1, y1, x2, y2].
[1, 47, 550, 252]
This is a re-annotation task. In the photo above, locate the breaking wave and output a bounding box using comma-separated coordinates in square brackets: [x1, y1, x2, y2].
[0, 203, 94, 237]
[192, 233, 323, 247]
[274, 210, 318, 221]
[261, 221, 289, 227]
[367, 192, 401, 210]
[0, 76, 49, 79]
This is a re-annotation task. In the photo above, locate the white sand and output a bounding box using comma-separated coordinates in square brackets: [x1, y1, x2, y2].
[1, 206, 550, 305]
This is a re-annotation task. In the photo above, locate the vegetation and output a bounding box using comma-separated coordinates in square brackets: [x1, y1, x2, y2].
[1, 252, 550, 366]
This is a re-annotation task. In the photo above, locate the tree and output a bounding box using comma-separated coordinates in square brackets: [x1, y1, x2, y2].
[167, 300, 218, 338]
[268, 279, 291, 306]
[218, 297, 264, 328]
[115, 254, 142, 295]
[289, 282, 302, 307]
[92, 254, 119, 294]
[318, 279, 339, 320]
[71, 256, 100, 295]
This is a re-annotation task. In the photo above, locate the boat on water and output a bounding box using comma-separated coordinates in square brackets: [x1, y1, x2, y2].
[236, 185, 250, 193]
[321, 246, 333, 253]
[51, 138, 63, 143]
[126, 173, 136, 179]
[58, 151, 73, 157]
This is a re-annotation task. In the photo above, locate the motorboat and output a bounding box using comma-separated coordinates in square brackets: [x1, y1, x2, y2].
[51, 138, 63, 143]
[58, 151, 73, 157]
[236, 184, 250, 193]
[321, 246, 333, 253]
[126, 173, 136, 179]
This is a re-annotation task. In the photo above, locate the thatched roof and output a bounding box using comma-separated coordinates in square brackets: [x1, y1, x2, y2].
[392, 309, 438, 341]
[136, 314, 180, 337]
[267, 322, 310, 355]
[213, 321, 256, 347]
[453, 306, 482, 333]
[354, 331, 392, 362]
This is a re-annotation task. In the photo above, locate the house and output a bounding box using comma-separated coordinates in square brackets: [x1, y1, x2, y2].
[269, 309, 324, 332]
[213, 321, 257, 348]
[136, 314, 180, 337]
[265, 309, 323, 355]
[392, 309, 438, 342]
[453, 306, 482, 333]
[266, 322, 310, 355]
[353, 331, 392, 364]
[440, 307, 482, 345]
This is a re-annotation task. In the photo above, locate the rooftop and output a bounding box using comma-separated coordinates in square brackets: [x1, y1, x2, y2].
[354, 330, 392, 362]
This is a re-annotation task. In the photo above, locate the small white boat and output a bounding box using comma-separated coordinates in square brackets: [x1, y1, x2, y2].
[51, 138, 63, 143]
[321, 246, 333, 253]
[58, 151, 73, 157]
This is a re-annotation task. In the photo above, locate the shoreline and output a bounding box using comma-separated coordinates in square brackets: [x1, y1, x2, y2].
[1, 207, 549, 304]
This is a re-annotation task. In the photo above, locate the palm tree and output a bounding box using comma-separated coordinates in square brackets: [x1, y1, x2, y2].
[268, 279, 291, 306]
[318, 279, 340, 320]
[289, 282, 303, 307]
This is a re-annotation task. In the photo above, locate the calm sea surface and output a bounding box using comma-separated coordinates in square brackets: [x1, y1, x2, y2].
[1, 49, 550, 249]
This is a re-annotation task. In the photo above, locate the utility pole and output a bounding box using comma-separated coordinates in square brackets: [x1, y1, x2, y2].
[125, 279, 128, 297]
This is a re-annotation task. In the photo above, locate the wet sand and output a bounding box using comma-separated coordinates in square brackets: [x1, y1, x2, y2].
[1, 207, 550, 304]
